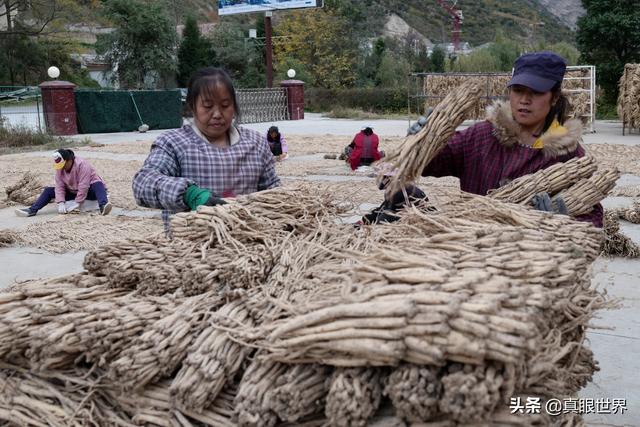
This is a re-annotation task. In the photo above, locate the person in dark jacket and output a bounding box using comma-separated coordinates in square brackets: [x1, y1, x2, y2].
[266, 126, 288, 161]
[421, 51, 602, 227]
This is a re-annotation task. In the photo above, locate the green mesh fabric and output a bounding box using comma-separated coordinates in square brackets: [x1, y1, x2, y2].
[75, 90, 182, 133]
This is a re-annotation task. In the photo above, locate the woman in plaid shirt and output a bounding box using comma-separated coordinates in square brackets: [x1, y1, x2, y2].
[423, 51, 603, 227]
[133, 68, 280, 225]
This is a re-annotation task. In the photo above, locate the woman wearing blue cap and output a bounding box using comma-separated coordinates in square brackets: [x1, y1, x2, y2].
[420, 50, 603, 227]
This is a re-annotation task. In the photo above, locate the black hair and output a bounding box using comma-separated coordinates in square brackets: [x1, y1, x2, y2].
[363, 127, 373, 136]
[542, 82, 571, 132]
[186, 67, 240, 119]
[56, 148, 75, 161]
[267, 126, 280, 143]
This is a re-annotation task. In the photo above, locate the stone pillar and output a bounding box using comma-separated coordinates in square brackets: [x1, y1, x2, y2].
[280, 79, 304, 120]
[39, 81, 78, 135]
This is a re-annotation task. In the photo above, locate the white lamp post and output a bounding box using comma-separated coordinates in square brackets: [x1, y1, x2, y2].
[287, 69, 296, 79]
[47, 66, 60, 79]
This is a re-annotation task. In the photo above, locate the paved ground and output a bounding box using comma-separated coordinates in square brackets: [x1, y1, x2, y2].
[1, 116, 639, 425]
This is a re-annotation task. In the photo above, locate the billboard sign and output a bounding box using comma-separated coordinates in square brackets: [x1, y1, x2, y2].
[218, 0, 323, 16]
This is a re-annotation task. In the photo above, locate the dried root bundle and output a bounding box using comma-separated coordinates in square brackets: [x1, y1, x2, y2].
[380, 80, 482, 195]
[26, 293, 171, 371]
[608, 200, 640, 223]
[618, 63, 640, 130]
[601, 211, 640, 257]
[438, 363, 504, 423]
[109, 292, 224, 391]
[5, 171, 44, 205]
[234, 359, 288, 427]
[325, 367, 386, 427]
[553, 168, 620, 216]
[385, 364, 442, 422]
[488, 156, 597, 204]
[170, 298, 254, 412]
[264, 363, 331, 423]
[106, 380, 236, 427]
[171, 184, 346, 244]
[0, 229, 17, 247]
[0, 365, 131, 426]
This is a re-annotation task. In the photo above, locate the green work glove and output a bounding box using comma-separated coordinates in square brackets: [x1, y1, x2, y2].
[183, 184, 226, 211]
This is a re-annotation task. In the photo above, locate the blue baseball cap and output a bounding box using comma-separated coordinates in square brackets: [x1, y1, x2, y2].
[508, 51, 567, 92]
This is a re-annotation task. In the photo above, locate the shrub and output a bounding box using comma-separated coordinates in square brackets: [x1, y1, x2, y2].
[0, 123, 71, 153]
[306, 87, 407, 113]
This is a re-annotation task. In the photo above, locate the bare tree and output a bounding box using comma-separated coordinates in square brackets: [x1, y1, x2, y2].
[0, 0, 57, 36]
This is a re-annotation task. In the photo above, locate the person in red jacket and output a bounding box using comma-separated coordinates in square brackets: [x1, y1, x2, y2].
[348, 126, 382, 170]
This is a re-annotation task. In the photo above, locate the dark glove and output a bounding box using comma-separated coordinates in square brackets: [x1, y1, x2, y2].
[184, 184, 226, 211]
[532, 192, 567, 215]
[362, 185, 431, 225]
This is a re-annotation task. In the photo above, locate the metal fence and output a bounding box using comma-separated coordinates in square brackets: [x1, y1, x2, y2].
[236, 87, 289, 124]
[0, 86, 44, 132]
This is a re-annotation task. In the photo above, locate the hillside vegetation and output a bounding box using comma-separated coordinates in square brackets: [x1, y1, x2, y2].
[57, 0, 575, 47]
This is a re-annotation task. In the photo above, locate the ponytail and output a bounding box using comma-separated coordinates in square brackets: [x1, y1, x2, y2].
[543, 82, 571, 132]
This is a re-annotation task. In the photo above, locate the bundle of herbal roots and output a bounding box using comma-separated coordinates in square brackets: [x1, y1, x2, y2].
[4, 171, 45, 205]
[618, 63, 640, 131]
[380, 80, 483, 196]
[602, 211, 640, 257]
[0, 180, 610, 426]
[489, 155, 619, 217]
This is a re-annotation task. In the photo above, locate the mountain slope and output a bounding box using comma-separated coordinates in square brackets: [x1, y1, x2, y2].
[369, 0, 575, 46]
[535, 0, 585, 30]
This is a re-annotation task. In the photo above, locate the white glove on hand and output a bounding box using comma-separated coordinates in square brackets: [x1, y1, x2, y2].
[57, 202, 67, 214]
[66, 201, 81, 213]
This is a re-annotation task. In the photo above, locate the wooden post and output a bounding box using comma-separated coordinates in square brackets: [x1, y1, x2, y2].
[265, 12, 273, 88]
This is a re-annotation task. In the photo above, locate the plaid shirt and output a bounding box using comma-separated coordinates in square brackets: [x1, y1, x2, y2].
[133, 124, 280, 215]
[423, 120, 603, 227]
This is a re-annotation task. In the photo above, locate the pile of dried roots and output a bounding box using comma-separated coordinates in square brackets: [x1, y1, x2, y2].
[602, 211, 640, 257]
[0, 181, 609, 426]
[4, 171, 44, 205]
[618, 63, 640, 131]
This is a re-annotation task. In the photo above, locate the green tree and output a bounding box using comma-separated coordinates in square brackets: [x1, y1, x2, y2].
[429, 47, 446, 72]
[487, 32, 523, 70]
[207, 21, 264, 88]
[177, 16, 216, 87]
[536, 42, 580, 65]
[358, 38, 386, 86]
[375, 51, 411, 87]
[96, 0, 177, 89]
[577, 0, 640, 103]
[446, 48, 501, 72]
[274, 7, 358, 88]
[0, 36, 97, 86]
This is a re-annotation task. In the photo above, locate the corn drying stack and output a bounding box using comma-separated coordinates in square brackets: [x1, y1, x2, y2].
[423, 74, 510, 120]
[422, 71, 593, 123]
[618, 64, 640, 131]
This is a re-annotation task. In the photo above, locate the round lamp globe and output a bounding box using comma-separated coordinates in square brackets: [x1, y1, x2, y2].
[287, 69, 296, 79]
[48, 66, 60, 79]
